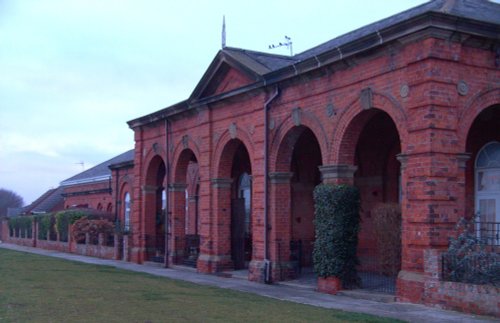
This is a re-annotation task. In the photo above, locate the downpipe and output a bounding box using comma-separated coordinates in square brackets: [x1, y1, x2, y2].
[263, 85, 280, 284]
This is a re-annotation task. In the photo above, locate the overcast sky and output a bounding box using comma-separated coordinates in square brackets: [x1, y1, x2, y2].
[0, 0, 438, 205]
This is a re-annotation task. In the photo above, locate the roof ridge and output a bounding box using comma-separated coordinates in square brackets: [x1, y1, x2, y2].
[223, 46, 297, 60]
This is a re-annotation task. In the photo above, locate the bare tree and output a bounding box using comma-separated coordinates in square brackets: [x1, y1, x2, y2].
[0, 188, 24, 217]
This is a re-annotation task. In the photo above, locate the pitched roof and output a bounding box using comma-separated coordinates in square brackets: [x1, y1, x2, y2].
[23, 186, 64, 214]
[128, 0, 500, 128]
[295, 0, 500, 61]
[61, 150, 134, 186]
[223, 47, 298, 74]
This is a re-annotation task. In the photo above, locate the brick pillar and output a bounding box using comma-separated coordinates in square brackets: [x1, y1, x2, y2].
[123, 234, 129, 261]
[198, 178, 233, 273]
[133, 185, 156, 263]
[169, 183, 187, 265]
[318, 164, 358, 185]
[113, 234, 120, 260]
[31, 218, 36, 247]
[268, 172, 294, 281]
[396, 153, 469, 303]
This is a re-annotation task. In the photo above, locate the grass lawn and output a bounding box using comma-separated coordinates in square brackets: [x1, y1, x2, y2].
[0, 249, 401, 323]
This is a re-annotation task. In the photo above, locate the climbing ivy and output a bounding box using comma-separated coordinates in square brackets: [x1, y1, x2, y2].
[313, 184, 361, 288]
[8, 216, 33, 238]
[35, 214, 53, 240]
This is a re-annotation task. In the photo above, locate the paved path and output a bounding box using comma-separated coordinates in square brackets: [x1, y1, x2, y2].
[0, 242, 496, 322]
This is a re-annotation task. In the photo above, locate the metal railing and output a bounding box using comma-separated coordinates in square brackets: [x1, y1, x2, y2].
[476, 221, 500, 246]
[442, 252, 500, 286]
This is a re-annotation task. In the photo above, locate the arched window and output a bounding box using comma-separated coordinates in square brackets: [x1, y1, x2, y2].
[124, 193, 131, 232]
[107, 203, 112, 213]
[475, 142, 500, 245]
[97, 203, 103, 211]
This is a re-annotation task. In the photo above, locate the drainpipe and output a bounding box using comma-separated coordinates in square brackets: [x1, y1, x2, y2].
[114, 168, 119, 223]
[264, 85, 280, 284]
[164, 118, 170, 268]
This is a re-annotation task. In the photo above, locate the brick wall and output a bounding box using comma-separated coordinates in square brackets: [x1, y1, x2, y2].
[422, 249, 499, 317]
[63, 181, 112, 211]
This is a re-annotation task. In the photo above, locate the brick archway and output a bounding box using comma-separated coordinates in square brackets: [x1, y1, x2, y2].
[210, 137, 253, 272]
[329, 92, 407, 165]
[269, 125, 323, 280]
[143, 155, 166, 263]
[170, 148, 200, 266]
[269, 111, 328, 173]
[213, 128, 255, 179]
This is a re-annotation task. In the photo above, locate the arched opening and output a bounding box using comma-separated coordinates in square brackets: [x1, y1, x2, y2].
[106, 203, 112, 213]
[144, 156, 166, 263]
[173, 149, 200, 267]
[352, 109, 401, 294]
[229, 142, 252, 270]
[97, 203, 103, 211]
[466, 104, 500, 246]
[290, 128, 322, 273]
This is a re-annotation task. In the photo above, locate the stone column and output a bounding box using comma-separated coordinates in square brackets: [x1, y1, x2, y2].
[319, 164, 358, 185]
[268, 172, 294, 281]
[169, 183, 188, 265]
[198, 178, 233, 273]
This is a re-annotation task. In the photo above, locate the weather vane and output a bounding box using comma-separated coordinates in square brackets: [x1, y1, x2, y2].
[268, 36, 293, 56]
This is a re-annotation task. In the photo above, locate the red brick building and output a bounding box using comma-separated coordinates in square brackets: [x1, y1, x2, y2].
[124, 0, 499, 313]
[5, 0, 498, 316]
[61, 150, 134, 220]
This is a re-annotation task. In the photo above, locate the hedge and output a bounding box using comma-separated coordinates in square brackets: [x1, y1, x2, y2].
[313, 184, 360, 288]
[35, 214, 53, 240]
[55, 210, 87, 242]
[8, 216, 33, 238]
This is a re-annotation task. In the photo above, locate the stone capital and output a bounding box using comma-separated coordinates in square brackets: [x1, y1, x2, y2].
[456, 153, 471, 169]
[169, 183, 187, 192]
[211, 178, 233, 189]
[268, 172, 294, 184]
[396, 154, 408, 170]
[319, 165, 357, 180]
[141, 185, 157, 194]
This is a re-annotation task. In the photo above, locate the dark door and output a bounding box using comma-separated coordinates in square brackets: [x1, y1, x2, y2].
[231, 198, 246, 269]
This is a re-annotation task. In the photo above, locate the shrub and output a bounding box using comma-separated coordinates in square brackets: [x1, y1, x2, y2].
[443, 217, 500, 286]
[372, 203, 401, 276]
[313, 184, 361, 288]
[55, 210, 87, 242]
[71, 217, 115, 245]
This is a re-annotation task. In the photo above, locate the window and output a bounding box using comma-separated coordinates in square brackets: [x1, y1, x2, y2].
[124, 193, 131, 232]
[475, 142, 500, 245]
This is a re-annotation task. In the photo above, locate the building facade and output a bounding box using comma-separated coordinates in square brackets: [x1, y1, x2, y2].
[125, 0, 499, 310]
[4, 0, 499, 316]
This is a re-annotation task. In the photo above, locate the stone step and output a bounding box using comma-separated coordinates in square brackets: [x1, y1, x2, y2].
[143, 261, 164, 268]
[337, 290, 396, 303]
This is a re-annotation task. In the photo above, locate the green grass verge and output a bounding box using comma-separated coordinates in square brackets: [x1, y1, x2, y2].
[0, 249, 401, 323]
